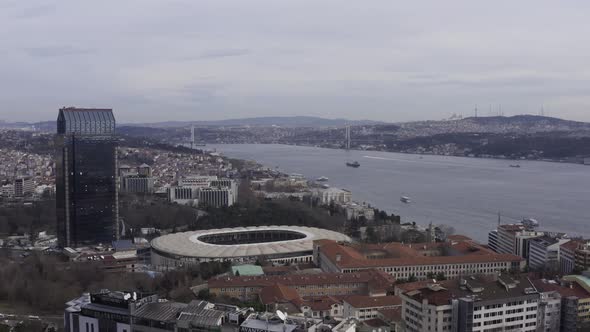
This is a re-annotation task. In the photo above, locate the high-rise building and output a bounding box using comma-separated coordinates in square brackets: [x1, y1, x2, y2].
[56, 107, 119, 247]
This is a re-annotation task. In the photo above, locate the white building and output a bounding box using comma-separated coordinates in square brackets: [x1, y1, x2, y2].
[198, 187, 235, 207]
[121, 175, 154, 193]
[179, 175, 218, 188]
[0, 184, 14, 197]
[487, 230, 499, 252]
[168, 186, 198, 205]
[314, 188, 352, 206]
[496, 224, 543, 258]
[537, 288, 562, 332]
[400, 275, 540, 332]
[344, 202, 375, 221]
[528, 235, 570, 271]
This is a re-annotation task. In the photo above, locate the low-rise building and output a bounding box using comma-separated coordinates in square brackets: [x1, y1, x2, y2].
[208, 269, 394, 302]
[65, 290, 240, 332]
[199, 187, 235, 207]
[344, 202, 375, 221]
[239, 312, 321, 332]
[314, 188, 352, 205]
[314, 237, 524, 281]
[121, 175, 154, 193]
[342, 295, 402, 321]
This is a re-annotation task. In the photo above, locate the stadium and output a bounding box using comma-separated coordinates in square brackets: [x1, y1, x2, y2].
[151, 226, 351, 270]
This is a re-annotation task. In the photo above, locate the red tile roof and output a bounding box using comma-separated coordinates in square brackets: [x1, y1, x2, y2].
[344, 295, 401, 308]
[378, 307, 403, 322]
[560, 240, 583, 252]
[209, 269, 394, 294]
[532, 279, 590, 299]
[316, 239, 522, 269]
[260, 284, 301, 305]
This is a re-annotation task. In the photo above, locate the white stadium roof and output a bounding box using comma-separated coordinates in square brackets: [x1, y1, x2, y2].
[151, 226, 351, 258]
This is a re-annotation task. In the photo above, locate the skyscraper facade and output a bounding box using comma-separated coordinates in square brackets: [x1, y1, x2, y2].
[56, 107, 119, 247]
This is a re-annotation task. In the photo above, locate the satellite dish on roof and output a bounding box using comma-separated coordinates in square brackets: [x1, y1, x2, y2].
[276, 310, 287, 321]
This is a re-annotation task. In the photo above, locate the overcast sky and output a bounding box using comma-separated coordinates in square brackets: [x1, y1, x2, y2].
[2, 1, 590, 123]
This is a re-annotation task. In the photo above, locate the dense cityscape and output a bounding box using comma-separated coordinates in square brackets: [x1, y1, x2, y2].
[4, 2, 590, 332]
[0, 107, 588, 332]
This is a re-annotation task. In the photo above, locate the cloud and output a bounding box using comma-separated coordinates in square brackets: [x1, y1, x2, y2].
[23, 45, 94, 58]
[195, 49, 250, 60]
[14, 4, 56, 19]
[2, 0, 590, 122]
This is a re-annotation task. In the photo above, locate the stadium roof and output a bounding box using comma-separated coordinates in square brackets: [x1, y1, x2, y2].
[151, 226, 351, 259]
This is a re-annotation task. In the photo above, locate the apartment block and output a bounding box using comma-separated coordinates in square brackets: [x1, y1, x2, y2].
[400, 275, 540, 332]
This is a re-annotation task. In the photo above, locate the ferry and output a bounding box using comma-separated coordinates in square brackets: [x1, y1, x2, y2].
[316, 176, 329, 182]
[346, 161, 360, 168]
[400, 196, 411, 203]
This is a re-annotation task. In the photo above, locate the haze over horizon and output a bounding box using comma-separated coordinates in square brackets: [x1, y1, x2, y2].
[2, 1, 590, 123]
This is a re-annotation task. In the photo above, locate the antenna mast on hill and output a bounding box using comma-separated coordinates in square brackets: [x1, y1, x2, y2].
[474, 105, 478, 118]
[190, 125, 195, 149]
[345, 124, 351, 150]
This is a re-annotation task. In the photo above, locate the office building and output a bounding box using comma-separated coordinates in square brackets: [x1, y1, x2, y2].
[179, 175, 218, 188]
[487, 229, 499, 252]
[198, 187, 234, 207]
[560, 240, 580, 275]
[495, 223, 543, 258]
[13, 177, 33, 197]
[56, 107, 119, 247]
[121, 175, 154, 193]
[528, 235, 570, 271]
[314, 238, 524, 281]
[400, 275, 540, 332]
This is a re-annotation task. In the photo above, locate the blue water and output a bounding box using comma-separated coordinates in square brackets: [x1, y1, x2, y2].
[210, 144, 590, 242]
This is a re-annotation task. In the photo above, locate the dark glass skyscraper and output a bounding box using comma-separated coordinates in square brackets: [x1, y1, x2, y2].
[56, 107, 119, 247]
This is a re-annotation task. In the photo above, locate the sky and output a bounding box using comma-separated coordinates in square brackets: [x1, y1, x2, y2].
[2, 0, 590, 123]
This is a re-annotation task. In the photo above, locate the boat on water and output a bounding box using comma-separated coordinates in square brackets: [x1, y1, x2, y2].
[316, 176, 329, 182]
[509, 164, 521, 168]
[346, 161, 360, 168]
[400, 196, 411, 203]
[321, 184, 330, 189]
